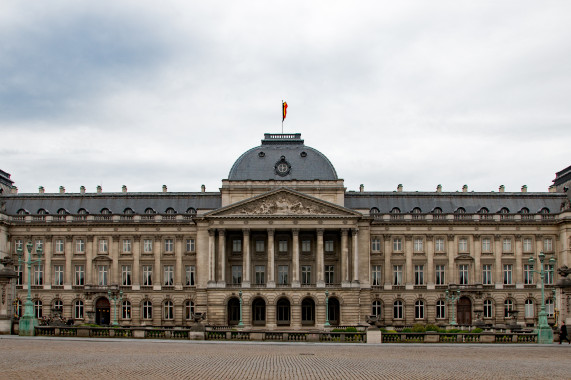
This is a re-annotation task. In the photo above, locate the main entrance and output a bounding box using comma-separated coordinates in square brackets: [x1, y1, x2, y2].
[457, 296, 472, 325]
[96, 298, 110, 325]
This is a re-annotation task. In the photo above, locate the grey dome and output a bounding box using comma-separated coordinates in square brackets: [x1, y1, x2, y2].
[228, 133, 338, 181]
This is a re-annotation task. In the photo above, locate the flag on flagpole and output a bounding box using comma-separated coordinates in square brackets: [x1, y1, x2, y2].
[282, 101, 288, 121]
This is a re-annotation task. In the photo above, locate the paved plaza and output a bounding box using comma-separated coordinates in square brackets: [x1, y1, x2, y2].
[0, 336, 569, 379]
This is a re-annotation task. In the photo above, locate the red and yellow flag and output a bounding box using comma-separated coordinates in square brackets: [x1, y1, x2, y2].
[282, 101, 288, 121]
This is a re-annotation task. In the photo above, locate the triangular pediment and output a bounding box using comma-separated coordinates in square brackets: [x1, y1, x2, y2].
[205, 188, 361, 218]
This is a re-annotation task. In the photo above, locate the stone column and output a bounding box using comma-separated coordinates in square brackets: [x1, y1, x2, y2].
[515, 235, 523, 288]
[474, 235, 481, 284]
[383, 235, 391, 290]
[341, 229, 350, 287]
[352, 228, 360, 285]
[242, 229, 251, 287]
[112, 236, 120, 285]
[405, 235, 413, 289]
[64, 236, 73, 289]
[267, 229, 275, 288]
[86, 236, 94, 285]
[494, 235, 503, 289]
[426, 235, 434, 289]
[217, 230, 226, 287]
[292, 229, 300, 287]
[448, 235, 456, 284]
[208, 229, 216, 286]
[175, 235, 183, 289]
[316, 229, 325, 287]
[44, 236, 53, 289]
[154, 236, 162, 290]
[133, 237, 140, 290]
[534, 234, 543, 256]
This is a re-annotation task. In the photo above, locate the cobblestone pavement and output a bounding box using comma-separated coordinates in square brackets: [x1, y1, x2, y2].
[0, 336, 569, 380]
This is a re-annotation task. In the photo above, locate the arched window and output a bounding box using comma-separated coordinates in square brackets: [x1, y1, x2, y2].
[17, 209, 29, 215]
[483, 299, 493, 318]
[301, 298, 315, 326]
[185, 300, 195, 320]
[524, 299, 534, 318]
[276, 298, 291, 326]
[499, 207, 510, 214]
[520, 207, 529, 214]
[34, 300, 43, 319]
[370, 207, 380, 217]
[393, 300, 403, 319]
[123, 208, 134, 214]
[412, 207, 422, 214]
[540, 207, 550, 214]
[185, 207, 197, 215]
[163, 300, 174, 320]
[57, 208, 68, 215]
[390, 207, 401, 214]
[142, 300, 153, 319]
[436, 300, 446, 319]
[372, 300, 382, 318]
[504, 299, 514, 318]
[478, 207, 489, 214]
[165, 208, 176, 214]
[37, 209, 48, 215]
[455, 207, 466, 214]
[122, 300, 132, 319]
[433, 207, 442, 214]
[78, 208, 88, 215]
[100, 208, 112, 215]
[415, 300, 425, 319]
[74, 300, 84, 319]
[252, 298, 266, 326]
[144, 208, 156, 214]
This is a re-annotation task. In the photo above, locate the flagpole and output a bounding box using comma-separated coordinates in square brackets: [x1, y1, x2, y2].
[281, 100, 283, 134]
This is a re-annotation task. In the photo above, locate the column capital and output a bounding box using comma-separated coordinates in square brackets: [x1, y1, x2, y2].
[242, 228, 250, 236]
[292, 229, 299, 236]
[217, 229, 225, 236]
[494, 234, 502, 241]
[112, 236, 120, 242]
[383, 234, 391, 240]
[405, 235, 412, 242]
[473, 234, 480, 241]
[208, 229, 216, 236]
[447, 234, 455, 242]
[44, 235, 53, 242]
[426, 234, 433, 241]
[267, 228, 275, 236]
[351, 228, 359, 235]
[515, 234, 522, 240]
[154, 235, 162, 241]
[316, 229, 324, 236]
[341, 228, 349, 236]
[86, 235, 94, 243]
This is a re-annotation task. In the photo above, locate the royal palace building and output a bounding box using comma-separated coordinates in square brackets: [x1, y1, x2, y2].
[0, 133, 570, 332]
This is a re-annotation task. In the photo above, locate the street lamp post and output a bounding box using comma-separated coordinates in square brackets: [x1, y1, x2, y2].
[324, 290, 330, 327]
[445, 289, 461, 326]
[528, 251, 556, 344]
[107, 289, 123, 326]
[238, 290, 244, 327]
[16, 241, 43, 336]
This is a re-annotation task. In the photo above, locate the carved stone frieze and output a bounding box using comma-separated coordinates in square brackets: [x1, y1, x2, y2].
[221, 193, 342, 216]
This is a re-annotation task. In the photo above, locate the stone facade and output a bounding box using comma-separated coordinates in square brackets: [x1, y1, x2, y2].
[0, 133, 570, 331]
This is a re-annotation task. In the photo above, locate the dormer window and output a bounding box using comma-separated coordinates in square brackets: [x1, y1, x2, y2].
[186, 208, 197, 215]
[17, 209, 29, 215]
[144, 208, 156, 214]
[101, 208, 112, 215]
[57, 208, 68, 215]
[390, 207, 401, 214]
[165, 208, 176, 214]
[37, 209, 48, 215]
[124, 208, 135, 214]
[78, 208, 88, 215]
[499, 207, 510, 214]
[370, 207, 380, 217]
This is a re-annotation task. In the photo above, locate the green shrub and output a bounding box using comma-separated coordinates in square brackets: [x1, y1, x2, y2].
[447, 328, 461, 333]
[411, 324, 426, 332]
[345, 327, 358, 332]
[402, 328, 412, 332]
[471, 328, 483, 334]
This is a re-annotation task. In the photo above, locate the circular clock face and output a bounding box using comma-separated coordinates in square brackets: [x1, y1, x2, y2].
[276, 163, 289, 174]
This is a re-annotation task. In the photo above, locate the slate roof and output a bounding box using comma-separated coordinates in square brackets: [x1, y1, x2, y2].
[227, 133, 338, 181]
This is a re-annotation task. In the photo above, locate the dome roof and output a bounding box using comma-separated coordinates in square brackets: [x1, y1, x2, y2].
[228, 133, 338, 181]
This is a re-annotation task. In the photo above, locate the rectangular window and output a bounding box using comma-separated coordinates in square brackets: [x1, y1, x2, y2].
[186, 238, 195, 252]
[255, 240, 265, 252]
[301, 265, 311, 285]
[435, 238, 445, 252]
[324, 240, 334, 253]
[277, 265, 288, 285]
[164, 265, 174, 286]
[414, 265, 424, 285]
[393, 265, 403, 286]
[33, 265, 43, 285]
[458, 238, 468, 253]
[278, 240, 288, 253]
[393, 238, 402, 252]
[55, 239, 64, 254]
[524, 264, 534, 285]
[122, 265, 132, 286]
[186, 265, 196, 286]
[435, 265, 446, 285]
[232, 239, 242, 253]
[98, 265, 108, 286]
[255, 265, 265, 285]
[544, 238, 553, 252]
[35, 239, 43, 252]
[371, 265, 382, 286]
[143, 239, 153, 253]
[15, 239, 23, 253]
[15, 265, 23, 285]
[414, 238, 424, 252]
[371, 238, 381, 252]
[54, 265, 64, 286]
[99, 239, 108, 253]
[523, 238, 533, 253]
[143, 265, 153, 286]
[502, 238, 512, 253]
[546, 264, 554, 285]
[503, 264, 513, 285]
[459, 264, 469, 285]
[76, 239, 85, 253]
[482, 238, 491, 253]
[74, 265, 84, 286]
[325, 265, 335, 284]
[164, 239, 174, 253]
[123, 239, 132, 253]
[482, 264, 492, 285]
[231, 265, 242, 285]
[301, 240, 311, 253]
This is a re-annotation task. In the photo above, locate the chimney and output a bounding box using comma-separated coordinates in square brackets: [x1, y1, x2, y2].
[462, 185, 468, 193]
[548, 185, 557, 193]
[359, 184, 364, 192]
[80, 186, 86, 194]
[39, 186, 45, 194]
[521, 185, 527, 193]
[59, 186, 65, 194]
[122, 185, 127, 193]
[397, 184, 403, 192]
[436, 184, 442, 193]
[11, 186, 18, 194]
[97, 185, 102, 194]
[499, 185, 505, 193]
[162, 185, 167, 193]
[201, 184, 206, 192]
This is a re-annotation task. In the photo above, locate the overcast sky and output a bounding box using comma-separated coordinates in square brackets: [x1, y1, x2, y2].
[1, 1, 570, 195]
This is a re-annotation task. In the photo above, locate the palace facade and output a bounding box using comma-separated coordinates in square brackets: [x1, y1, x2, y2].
[0, 133, 570, 331]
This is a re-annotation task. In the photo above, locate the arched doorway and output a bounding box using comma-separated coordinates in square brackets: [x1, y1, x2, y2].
[227, 297, 240, 326]
[328, 297, 340, 326]
[96, 298, 110, 325]
[457, 296, 472, 325]
[252, 298, 266, 326]
[301, 298, 315, 326]
[276, 298, 290, 326]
